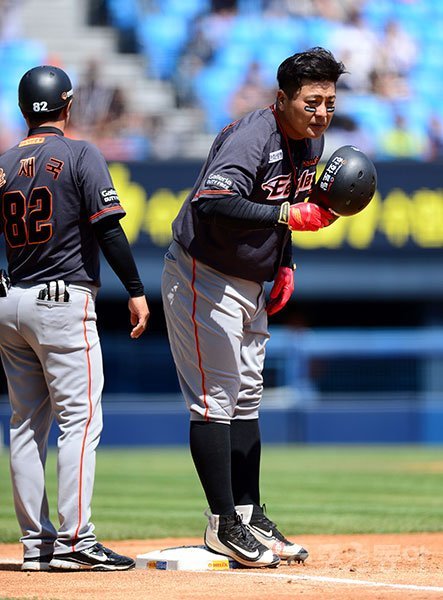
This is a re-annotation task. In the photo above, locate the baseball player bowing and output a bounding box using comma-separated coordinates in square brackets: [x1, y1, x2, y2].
[162, 47, 345, 568]
[0, 66, 149, 571]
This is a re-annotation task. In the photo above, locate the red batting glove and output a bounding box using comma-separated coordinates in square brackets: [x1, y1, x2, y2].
[266, 266, 295, 316]
[281, 202, 333, 231]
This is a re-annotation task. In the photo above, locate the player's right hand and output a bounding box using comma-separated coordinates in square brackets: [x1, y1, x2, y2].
[279, 201, 333, 231]
[128, 295, 150, 338]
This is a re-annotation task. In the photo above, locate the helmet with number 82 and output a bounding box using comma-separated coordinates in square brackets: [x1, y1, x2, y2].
[18, 65, 73, 114]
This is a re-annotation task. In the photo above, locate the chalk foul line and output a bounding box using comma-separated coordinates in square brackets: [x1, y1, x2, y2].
[216, 569, 443, 593]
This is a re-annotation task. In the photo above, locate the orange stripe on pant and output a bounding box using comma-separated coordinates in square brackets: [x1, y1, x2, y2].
[72, 293, 93, 551]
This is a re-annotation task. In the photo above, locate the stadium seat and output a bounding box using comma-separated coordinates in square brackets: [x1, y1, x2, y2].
[340, 94, 395, 138]
[193, 65, 244, 132]
[360, 0, 395, 31]
[136, 14, 189, 79]
[106, 0, 139, 30]
[0, 39, 47, 94]
[303, 17, 333, 49]
[153, 0, 210, 20]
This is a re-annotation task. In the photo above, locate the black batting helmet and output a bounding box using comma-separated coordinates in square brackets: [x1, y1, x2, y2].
[18, 65, 73, 114]
[312, 145, 377, 217]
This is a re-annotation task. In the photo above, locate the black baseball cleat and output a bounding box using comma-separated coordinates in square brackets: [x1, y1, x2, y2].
[49, 542, 135, 571]
[236, 504, 309, 563]
[204, 509, 280, 568]
[22, 553, 53, 571]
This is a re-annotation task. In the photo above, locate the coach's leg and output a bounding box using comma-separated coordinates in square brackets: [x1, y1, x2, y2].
[0, 289, 57, 562]
[30, 285, 103, 554]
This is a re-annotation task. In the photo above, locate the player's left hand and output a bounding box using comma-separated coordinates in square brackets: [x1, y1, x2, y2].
[128, 295, 150, 338]
[266, 266, 295, 316]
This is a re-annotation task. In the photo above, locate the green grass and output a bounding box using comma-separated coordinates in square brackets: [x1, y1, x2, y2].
[1, 445, 443, 543]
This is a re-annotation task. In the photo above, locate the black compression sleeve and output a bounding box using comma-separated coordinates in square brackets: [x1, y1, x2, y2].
[280, 236, 294, 269]
[93, 217, 145, 297]
[195, 194, 281, 229]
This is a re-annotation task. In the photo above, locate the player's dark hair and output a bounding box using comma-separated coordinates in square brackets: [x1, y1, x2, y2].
[277, 47, 346, 98]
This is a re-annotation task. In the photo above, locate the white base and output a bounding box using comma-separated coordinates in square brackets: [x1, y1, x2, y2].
[136, 545, 240, 571]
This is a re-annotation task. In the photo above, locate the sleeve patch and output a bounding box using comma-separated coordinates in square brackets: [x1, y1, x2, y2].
[205, 173, 233, 190]
[100, 187, 120, 204]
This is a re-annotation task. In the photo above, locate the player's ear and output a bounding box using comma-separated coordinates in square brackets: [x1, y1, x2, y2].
[64, 98, 73, 123]
[277, 90, 286, 110]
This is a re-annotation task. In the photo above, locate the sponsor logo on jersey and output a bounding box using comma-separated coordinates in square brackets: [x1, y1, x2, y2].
[0, 168, 6, 188]
[268, 149, 283, 163]
[19, 137, 45, 147]
[205, 173, 233, 190]
[261, 173, 292, 200]
[100, 187, 119, 203]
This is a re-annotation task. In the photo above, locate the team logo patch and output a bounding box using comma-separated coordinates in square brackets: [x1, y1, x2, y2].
[262, 173, 292, 200]
[205, 173, 233, 190]
[100, 187, 119, 203]
[269, 149, 283, 163]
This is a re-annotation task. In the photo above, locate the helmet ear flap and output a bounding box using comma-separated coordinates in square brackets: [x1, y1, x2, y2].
[311, 145, 377, 217]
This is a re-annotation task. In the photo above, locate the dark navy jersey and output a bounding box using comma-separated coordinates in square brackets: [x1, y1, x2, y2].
[0, 127, 125, 285]
[172, 105, 324, 282]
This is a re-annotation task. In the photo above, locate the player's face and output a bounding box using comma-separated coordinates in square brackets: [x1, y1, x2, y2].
[276, 81, 337, 140]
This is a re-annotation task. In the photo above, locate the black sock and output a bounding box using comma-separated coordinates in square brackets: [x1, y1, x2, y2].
[230, 419, 261, 506]
[189, 421, 235, 516]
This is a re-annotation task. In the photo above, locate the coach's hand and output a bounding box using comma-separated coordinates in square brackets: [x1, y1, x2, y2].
[266, 266, 295, 316]
[128, 295, 150, 338]
[278, 201, 333, 231]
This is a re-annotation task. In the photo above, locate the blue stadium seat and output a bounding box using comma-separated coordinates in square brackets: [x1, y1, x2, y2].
[259, 45, 297, 85]
[0, 39, 47, 94]
[106, 0, 139, 29]
[152, 0, 210, 20]
[264, 15, 307, 49]
[225, 15, 263, 46]
[193, 65, 244, 132]
[414, 41, 443, 71]
[360, 0, 395, 31]
[340, 94, 395, 138]
[212, 43, 255, 74]
[302, 17, 333, 49]
[409, 67, 443, 107]
[136, 14, 189, 79]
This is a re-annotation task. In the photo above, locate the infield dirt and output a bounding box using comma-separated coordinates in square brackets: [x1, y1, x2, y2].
[1, 532, 443, 600]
